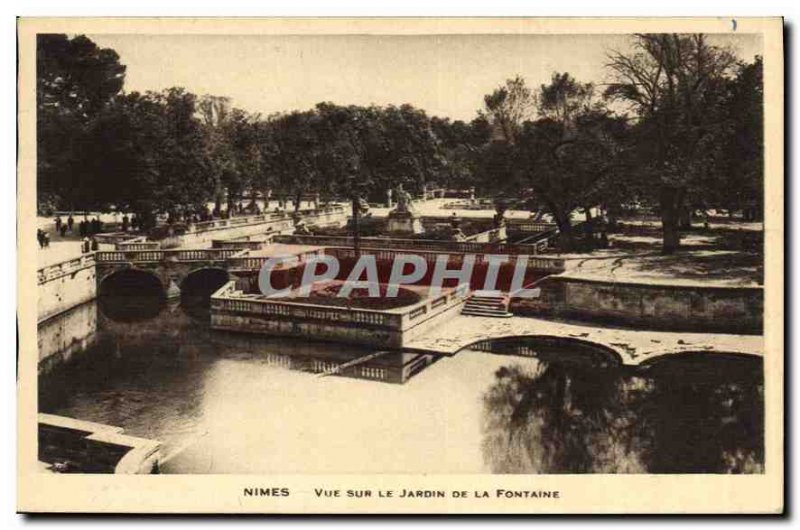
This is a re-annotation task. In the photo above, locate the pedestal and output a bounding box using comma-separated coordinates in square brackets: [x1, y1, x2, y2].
[386, 211, 423, 235]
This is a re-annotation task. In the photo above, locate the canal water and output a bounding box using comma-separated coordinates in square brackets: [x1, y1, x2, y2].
[39, 296, 764, 474]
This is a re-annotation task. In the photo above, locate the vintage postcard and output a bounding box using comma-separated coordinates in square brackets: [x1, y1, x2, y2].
[17, 17, 784, 514]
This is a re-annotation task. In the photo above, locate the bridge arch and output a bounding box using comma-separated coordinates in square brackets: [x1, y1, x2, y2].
[637, 350, 763, 371]
[97, 268, 166, 321]
[179, 267, 231, 300]
[98, 268, 165, 298]
[455, 334, 623, 368]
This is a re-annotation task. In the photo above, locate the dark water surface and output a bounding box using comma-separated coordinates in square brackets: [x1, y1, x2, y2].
[39, 296, 764, 474]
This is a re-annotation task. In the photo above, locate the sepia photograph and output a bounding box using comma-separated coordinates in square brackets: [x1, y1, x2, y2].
[16, 17, 784, 514]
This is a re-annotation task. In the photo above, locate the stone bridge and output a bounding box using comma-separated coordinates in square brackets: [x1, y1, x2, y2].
[404, 313, 764, 366]
[95, 248, 241, 296]
[94, 246, 324, 298]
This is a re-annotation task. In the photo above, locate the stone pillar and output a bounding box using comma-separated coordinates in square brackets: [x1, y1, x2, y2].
[165, 278, 181, 300]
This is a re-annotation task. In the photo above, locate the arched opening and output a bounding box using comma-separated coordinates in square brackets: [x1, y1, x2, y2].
[459, 335, 622, 369]
[98, 269, 165, 322]
[180, 268, 230, 316]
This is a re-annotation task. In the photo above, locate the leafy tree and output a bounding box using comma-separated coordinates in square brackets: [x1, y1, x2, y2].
[538, 72, 594, 126]
[605, 34, 738, 253]
[480, 75, 536, 144]
[82, 89, 213, 228]
[705, 57, 763, 220]
[198, 95, 236, 215]
[515, 112, 626, 249]
[477, 73, 627, 251]
[430, 116, 491, 190]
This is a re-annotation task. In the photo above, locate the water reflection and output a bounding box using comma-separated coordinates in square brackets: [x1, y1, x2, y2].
[480, 341, 763, 474]
[40, 295, 764, 474]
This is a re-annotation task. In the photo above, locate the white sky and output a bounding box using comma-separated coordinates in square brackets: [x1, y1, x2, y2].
[88, 33, 762, 122]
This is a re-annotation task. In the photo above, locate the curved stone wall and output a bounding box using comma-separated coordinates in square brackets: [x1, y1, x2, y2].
[511, 275, 763, 334]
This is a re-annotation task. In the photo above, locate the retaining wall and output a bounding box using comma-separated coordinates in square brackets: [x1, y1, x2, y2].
[511, 275, 763, 334]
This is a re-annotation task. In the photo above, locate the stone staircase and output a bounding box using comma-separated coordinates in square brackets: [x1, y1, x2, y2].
[461, 291, 512, 318]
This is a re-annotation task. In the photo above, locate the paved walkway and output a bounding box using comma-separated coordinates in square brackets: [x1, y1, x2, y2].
[558, 249, 763, 288]
[404, 314, 763, 365]
[553, 221, 764, 287]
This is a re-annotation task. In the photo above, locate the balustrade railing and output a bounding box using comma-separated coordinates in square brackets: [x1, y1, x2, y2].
[210, 281, 401, 328]
[324, 246, 565, 272]
[274, 234, 545, 256]
[210, 278, 468, 330]
[225, 248, 324, 271]
[115, 236, 160, 251]
[37, 254, 96, 284]
[95, 248, 241, 263]
[506, 220, 558, 233]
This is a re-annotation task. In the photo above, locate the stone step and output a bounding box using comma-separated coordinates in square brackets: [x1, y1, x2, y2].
[469, 297, 506, 305]
[467, 300, 506, 309]
[461, 308, 513, 318]
[470, 295, 506, 300]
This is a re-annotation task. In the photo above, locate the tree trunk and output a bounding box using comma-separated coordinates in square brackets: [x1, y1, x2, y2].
[224, 189, 231, 217]
[606, 203, 620, 232]
[554, 212, 574, 252]
[294, 191, 302, 213]
[213, 193, 222, 217]
[583, 206, 594, 240]
[263, 188, 272, 211]
[351, 196, 361, 257]
[543, 196, 574, 252]
[659, 186, 685, 254]
[679, 205, 692, 229]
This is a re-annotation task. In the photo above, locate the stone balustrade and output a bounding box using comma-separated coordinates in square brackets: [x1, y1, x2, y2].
[37, 254, 96, 285]
[95, 248, 242, 263]
[324, 246, 565, 272]
[209, 280, 469, 347]
[273, 233, 557, 257]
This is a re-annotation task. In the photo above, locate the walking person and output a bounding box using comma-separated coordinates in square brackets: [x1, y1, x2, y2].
[54, 215, 62, 234]
[67, 214, 74, 232]
[37, 229, 44, 249]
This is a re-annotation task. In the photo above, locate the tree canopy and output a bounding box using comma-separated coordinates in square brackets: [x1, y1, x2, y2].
[36, 33, 763, 254]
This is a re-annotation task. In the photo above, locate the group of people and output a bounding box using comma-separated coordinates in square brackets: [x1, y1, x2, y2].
[39, 213, 109, 252]
[120, 214, 140, 232]
[80, 236, 99, 253]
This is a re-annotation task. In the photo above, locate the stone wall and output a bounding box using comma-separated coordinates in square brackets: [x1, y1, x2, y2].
[160, 218, 295, 248]
[38, 259, 97, 323]
[511, 276, 763, 334]
[160, 208, 348, 248]
[37, 301, 98, 373]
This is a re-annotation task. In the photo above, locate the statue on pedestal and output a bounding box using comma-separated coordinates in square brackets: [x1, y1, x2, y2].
[393, 184, 414, 214]
[386, 183, 423, 235]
